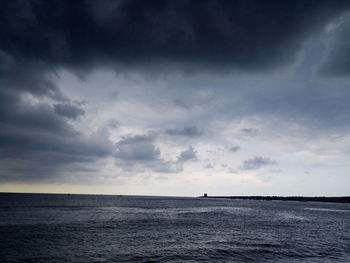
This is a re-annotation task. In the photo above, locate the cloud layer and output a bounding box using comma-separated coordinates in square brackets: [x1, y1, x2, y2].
[0, 1, 350, 195]
[1, 0, 349, 71]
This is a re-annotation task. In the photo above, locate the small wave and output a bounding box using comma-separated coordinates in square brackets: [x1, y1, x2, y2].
[304, 208, 350, 213]
[102, 206, 253, 215]
[177, 206, 253, 214]
[278, 212, 309, 221]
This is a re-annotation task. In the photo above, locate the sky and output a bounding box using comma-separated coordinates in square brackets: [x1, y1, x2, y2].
[0, 0, 350, 196]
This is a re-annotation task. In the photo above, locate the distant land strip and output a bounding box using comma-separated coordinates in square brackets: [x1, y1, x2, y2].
[201, 196, 350, 203]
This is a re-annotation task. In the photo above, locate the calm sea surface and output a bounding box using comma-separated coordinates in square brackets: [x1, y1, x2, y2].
[0, 193, 349, 263]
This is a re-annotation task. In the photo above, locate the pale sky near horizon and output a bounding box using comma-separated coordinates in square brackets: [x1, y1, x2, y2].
[1, 0, 350, 196]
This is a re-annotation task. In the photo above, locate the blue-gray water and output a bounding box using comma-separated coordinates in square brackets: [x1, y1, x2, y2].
[0, 194, 349, 263]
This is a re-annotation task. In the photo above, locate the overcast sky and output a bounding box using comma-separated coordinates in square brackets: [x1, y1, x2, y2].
[1, 0, 350, 196]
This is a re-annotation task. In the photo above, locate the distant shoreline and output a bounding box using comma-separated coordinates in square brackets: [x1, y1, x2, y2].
[1, 192, 349, 203]
[200, 196, 350, 203]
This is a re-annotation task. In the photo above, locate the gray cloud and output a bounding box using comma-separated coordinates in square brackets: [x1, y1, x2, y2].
[152, 161, 183, 174]
[114, 134, 160, 161]
[1, 101, 73, 136]
[0, 56, 66, 101]
[240, 128, 259, 137]
[0, 57, 111, 182]
[166, 126, 203, 137]
[113, 135, 197, 174]
[107, 119, 120, 129]
[241, 156, 277, 170]
[229, 146, 240, 152]
[0, 122, 112, 183]
[108, 90, 119, 100]
[156, 147, 198, 173]
[0, 87, 111, 183]
[204, 163, 214, 169]
[234, 77, 350, 131]
[320, 14, 350, 76]
[173, 99, 190, 109]
[177, 146, 197, 162]
[54, 103, 85, 119]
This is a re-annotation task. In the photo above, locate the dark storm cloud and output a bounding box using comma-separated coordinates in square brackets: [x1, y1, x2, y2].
[0, 53, 66, 101]
[320, 14, 350, 76]
[0, 123, 113, 182]
[241, 156, 277, 170]
[54, 103, 85, 119]
[1, 0, 349, 72]
[0, 68, 111, 182]
[165, 126, 203, 137]
[0, 95, 74, 136]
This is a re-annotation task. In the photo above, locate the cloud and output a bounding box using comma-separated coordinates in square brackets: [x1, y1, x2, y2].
[319, 13, 350, 76]
[165, 126, 203, 137]
[152, 161, 183, 174]
[240, 128, 259, 137]
[241, 156, 277, 170]
[177, 146, 197, 162]
[1, 0, 348, 73]
[156, 146, 198, 173]
[204, 163, 214, 169]
[114, 134, 160, 161]
[0, 122, 112, 182]
[112, 135, 197, 174]
[1, 101, 73, 135]
[0, 56, 66, 101]
[229, 146, 240, 152]
[173, 99, 190, 109]
[0, 53, 111, 183]
[54, 103, 85, 119]
[107, 119, 119, 129]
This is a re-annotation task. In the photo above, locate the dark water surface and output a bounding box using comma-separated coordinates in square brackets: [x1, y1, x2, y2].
[0, 193, 349, 263]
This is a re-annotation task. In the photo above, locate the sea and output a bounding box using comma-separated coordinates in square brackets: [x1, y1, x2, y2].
[0, 193, 349, 263]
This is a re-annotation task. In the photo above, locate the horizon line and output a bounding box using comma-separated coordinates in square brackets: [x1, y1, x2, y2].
[1, 191, 349, 198]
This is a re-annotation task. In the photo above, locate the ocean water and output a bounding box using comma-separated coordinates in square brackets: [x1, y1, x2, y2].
[0, 194, 349, 263]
